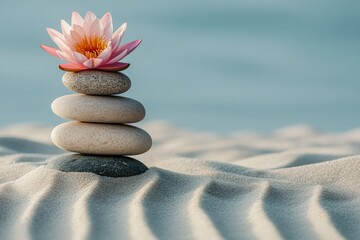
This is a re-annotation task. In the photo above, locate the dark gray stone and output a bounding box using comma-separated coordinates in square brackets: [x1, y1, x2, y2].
[46, 154, 148, 177]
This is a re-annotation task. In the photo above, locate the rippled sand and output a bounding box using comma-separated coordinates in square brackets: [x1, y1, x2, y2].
[0, 121, 359, 239]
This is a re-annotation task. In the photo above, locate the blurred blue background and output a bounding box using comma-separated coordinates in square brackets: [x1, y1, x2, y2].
[0, 0, 359, 132]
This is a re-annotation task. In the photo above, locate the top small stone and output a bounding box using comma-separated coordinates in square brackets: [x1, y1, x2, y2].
[62, 70, 131, 95]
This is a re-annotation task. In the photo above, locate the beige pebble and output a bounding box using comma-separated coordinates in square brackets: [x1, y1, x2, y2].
[62, 70, 131, 95]
[52, 94, 145, 123]
[51, 122, 152, 155]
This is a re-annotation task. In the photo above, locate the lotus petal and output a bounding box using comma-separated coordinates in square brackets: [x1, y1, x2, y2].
[112, 39, 142, 58]
[57, 51, 76, 63]
[40, 45, 61, 59]
[84, 11, 96, 23]
[97, 46, 112, 62]
[100, 12, 112, 29]
[72, 24, 86, 39]
[72, 52, 88, 64]
[71, 11, 84, 26]
[111, 23, 127, 49]
[97, 62, 130, 71]
[47, 28, 65, 42]
[83, 58, 103, 68]
[60, 20, 71, 35]
[103, 21, 113, 40]
[84, 11, 96, 36]
[70, 29, 82, 44]
[53, 37, 71, 54]
[89, 19, 102, 37]
[59, 63, 87, 72]
[107, 49, 128, 64]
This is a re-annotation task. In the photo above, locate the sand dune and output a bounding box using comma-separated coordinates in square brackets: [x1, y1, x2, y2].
[0, 122, 360, 239]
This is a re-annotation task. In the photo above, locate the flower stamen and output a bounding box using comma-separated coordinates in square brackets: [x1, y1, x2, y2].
[74, 36, 107, 59]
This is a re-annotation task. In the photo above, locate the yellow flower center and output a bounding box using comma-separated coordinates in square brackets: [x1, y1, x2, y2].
[74, 36, 108, 59]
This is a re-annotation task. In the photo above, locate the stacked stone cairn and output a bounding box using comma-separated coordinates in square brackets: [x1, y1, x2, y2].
[48, 70, 152, 177]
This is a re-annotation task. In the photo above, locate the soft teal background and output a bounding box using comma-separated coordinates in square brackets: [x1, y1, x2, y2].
[0, 0, 359, 132]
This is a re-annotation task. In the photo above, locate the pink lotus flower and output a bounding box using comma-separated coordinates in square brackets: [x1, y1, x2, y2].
[41, 11, 141, 72]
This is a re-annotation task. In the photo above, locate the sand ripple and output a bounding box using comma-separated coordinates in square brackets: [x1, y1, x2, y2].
[0, 122, 360, 240]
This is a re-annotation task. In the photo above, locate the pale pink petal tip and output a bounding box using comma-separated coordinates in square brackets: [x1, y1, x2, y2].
[101, 12, 112, 27]
[40, 45, 62, 59]
[71, 11, 84, 25]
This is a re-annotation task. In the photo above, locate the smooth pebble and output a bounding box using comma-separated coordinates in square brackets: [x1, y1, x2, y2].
[51, 122, 152, 155]
[52, 94, 145, 123]
[46, 153, 148, 177]
[62, 70, 131, 95]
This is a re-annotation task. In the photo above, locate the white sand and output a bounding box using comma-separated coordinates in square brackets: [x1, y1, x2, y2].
[0, 121, 360, 240]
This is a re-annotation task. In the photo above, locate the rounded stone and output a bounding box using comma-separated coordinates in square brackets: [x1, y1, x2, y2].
[52, 94, 145, 123]
[62, 70, 131, 95]
[51, 122, 152, 155]
[46, 154, 148, 177]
